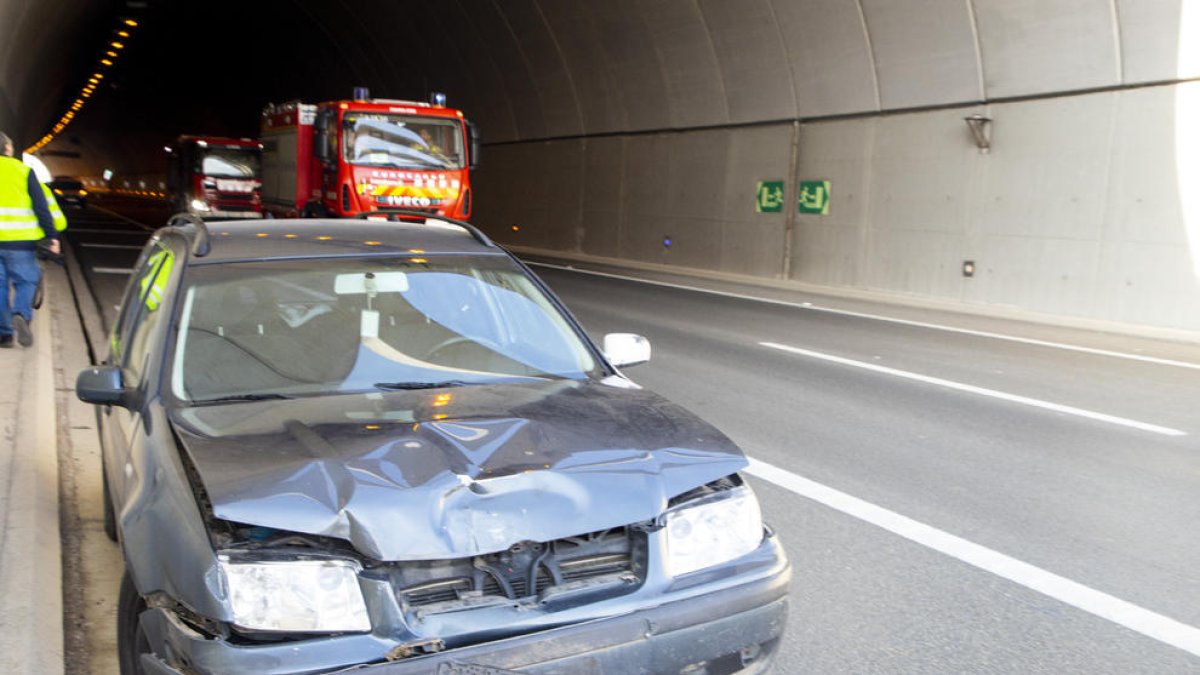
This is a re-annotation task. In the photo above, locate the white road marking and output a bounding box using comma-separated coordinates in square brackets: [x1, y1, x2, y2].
[92, 267, 135, 275]
[760, 341, 1186, 437]
[78, 243, 144, 250]
[530, 262, 1200, 371]
[744, 457, 1200, 658]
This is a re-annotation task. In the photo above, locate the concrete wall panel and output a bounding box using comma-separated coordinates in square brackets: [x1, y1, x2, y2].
[719, 125, 793, 276]
[582, 1, 672, 131]
[1117, 0, 1189, 82]
[579, 137, 627, 258]
[863, 0, 983, 108]
[1103, 86, 1187, 246]
[974, 0, 1120, 97]
[771, 0, 878, 117]
[975, 93, 1115, 242]
[537, 2, 624, 135]
[700, 0, 797, 123]
[658, 131, 731, 269]
[1097, 242, 1199, 326]
[865, 109, 977, 296]
[791, 120, 873, 286]
[467, 1, 548, 139]
[978, 235, 1102, 315]
[641, 1, 730, 128]
[497, 1, 583, 138]
[618, 136, 673, 263]
[445, 0, 520, 141]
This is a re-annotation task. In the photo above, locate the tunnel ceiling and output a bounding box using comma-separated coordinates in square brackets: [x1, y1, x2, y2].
[3, 0, 1192, 173]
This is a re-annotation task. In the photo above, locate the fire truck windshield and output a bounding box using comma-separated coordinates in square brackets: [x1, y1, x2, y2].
[342, 113, 464, 170]
[198, 146, 261, 178]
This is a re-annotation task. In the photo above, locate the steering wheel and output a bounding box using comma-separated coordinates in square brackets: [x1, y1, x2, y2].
[422, 335, 502, 360]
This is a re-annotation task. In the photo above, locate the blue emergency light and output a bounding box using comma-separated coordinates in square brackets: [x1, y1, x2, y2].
[353, 87, 370, 101]
[431, 92, 447, 107]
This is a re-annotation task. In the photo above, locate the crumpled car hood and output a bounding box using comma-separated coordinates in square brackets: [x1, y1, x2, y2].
[169, 379, 747, 561]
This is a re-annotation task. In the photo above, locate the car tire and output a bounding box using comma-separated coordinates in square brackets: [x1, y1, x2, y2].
[117, 572, 152, 675]
[103, 469, 118, 542]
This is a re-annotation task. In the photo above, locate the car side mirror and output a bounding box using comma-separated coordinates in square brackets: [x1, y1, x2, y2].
[467, 120, 481, 170]
[603, 333, 651, 369]
[76, 365, 129, 407]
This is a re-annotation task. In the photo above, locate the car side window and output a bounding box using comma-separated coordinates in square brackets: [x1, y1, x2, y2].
[120, 243, 177, 385]
[109, 244, 159, 363]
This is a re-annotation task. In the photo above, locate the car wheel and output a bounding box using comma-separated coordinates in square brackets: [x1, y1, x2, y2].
[117, 572, 152, 675]
[102, 470, 118, 542]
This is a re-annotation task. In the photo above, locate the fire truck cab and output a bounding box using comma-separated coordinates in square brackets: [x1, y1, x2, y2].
[261, 89, 479, 220]
[167, 135, 263, 218]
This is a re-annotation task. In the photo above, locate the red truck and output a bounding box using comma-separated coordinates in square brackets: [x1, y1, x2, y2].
[260, 89, 479, 220]
[167, 135, 263, 218]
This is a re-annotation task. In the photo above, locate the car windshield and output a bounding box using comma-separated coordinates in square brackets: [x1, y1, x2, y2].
[171, 255, 600, 402]
[342, 113, 464, 170]
[198, 146, 261, 178]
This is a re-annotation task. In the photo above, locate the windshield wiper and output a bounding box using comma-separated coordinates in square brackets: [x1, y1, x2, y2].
[190, 392, 296, 406]
[373, 380, 473, 391]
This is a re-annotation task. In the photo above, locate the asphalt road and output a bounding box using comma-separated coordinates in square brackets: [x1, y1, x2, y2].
[529, 262, 1200, 674]
[61, 204, 1200, 673]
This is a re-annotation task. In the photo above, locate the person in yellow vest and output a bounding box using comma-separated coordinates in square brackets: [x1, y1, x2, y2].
[0, 131, 61, 348]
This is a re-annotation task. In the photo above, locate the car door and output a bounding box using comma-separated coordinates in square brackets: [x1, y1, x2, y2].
[100, 239, 179, 512]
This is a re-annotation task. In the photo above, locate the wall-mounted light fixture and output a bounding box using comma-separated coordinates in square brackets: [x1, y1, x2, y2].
[964, 115, 992, 153]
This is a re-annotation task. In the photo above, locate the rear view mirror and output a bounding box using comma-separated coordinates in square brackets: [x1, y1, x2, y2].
[467, 120, 481, 170]
[603, 333, 651, 369]
[335, 271, 409, 294]
[76, 365, 129, 407]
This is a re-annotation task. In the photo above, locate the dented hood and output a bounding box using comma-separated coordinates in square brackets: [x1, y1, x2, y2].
[168, 379, 747, 561]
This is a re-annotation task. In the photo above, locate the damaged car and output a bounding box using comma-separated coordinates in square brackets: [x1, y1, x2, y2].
[76, 214, 790, 674]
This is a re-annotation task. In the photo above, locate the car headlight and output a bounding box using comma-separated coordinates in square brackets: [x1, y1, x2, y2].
[190, 198, 210, 212]
[218, 557, 370, 632]
[664, 486, 764, 577]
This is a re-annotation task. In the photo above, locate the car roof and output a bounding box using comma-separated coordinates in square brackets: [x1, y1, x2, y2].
[177, 218, 500, 264]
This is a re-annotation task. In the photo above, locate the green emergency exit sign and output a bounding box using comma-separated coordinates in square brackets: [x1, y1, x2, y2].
[755, 180, 785, 213]
[798, 180, 830, 215]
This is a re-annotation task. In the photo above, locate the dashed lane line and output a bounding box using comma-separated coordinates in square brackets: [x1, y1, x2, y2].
[760, 341, 1186, 436]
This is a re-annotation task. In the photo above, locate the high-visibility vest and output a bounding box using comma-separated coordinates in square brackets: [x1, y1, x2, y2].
[0, 156, 46, 242]
[40, 184, 68, 233]
[139, 249, 175, 311]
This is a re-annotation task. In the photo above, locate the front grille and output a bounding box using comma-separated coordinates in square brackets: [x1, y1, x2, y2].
[214, 192, 256, 207]
[393, 527, 644, 612]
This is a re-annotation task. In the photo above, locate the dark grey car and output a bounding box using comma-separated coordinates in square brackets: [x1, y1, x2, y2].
[76, 214, 790, 674]
[49, 175, 88, 208]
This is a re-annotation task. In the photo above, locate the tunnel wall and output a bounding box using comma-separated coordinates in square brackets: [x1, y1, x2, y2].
[469, 0, 1200, 334]
[0, 0, 104, 146]
[477, 83, 1199, 332]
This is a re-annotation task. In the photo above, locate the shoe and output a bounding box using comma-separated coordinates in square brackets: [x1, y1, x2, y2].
[0, 334, 12, 348]
[12, 315, 32, 347]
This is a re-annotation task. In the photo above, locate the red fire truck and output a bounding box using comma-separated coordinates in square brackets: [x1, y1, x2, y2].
[260, 89, 479, 220]
[167, 135, 263, 218]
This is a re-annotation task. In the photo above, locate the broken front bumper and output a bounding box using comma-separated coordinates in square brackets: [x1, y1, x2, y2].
[137, 536, 790, 675]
